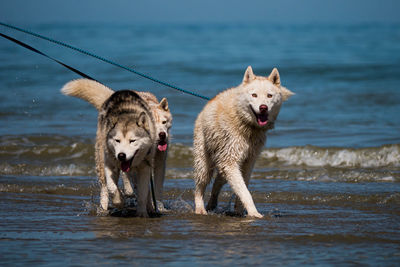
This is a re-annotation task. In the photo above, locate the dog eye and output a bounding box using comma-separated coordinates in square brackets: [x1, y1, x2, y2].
[115, 139, 120, 143]
[267, 94, 273, 98]
[252, 93, 257, 98]
[162, 120, 167, 124]
[129, 140, 136, 144]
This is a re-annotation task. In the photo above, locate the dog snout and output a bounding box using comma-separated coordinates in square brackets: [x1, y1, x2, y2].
[117, 152, 126, 161]
[159, 131, 166, 140]
[259, 104, 268, 113]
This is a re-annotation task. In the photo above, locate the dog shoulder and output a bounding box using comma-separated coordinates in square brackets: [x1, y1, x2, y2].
[199, 88, 236, 120]
[135, 91, 159, 104]
[102, 90, 148, 113]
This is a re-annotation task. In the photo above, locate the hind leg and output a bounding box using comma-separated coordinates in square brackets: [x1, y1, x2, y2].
[194, 162, 213, 215]
[206, 173, 226, 211]
[193, 128, 210, 215]
[193, 143, 213, 215]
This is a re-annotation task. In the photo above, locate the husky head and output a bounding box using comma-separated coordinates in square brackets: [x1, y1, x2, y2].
[238, 66, 293, 129]
[106, 113, 153, 172]
[153, 98, 172, 152]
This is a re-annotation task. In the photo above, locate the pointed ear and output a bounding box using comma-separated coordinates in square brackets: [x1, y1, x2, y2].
[280, 86, 294, 102]
[159, 97, 169, 111]
[268, 68, 280, 87]
[137, 112, 149, 130]
[243, 66, 255, 83]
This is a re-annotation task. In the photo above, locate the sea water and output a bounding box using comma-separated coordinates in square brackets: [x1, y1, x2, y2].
[0, 23, 399, 265]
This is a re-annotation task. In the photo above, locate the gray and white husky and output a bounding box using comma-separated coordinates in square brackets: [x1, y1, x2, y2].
[61, 79, 172, 208]
[62, 81, 156, 217]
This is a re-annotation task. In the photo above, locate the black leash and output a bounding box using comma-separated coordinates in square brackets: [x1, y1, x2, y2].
[0, 32, 97, 82]
[150, 171, 159, 215]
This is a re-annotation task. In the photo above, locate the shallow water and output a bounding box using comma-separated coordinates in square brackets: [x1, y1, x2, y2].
[1, 22, 400, 265]
[1, 175, 400, 265]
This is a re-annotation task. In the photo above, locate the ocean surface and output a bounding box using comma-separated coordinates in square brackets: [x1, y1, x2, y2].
[0, 22, 399, 265]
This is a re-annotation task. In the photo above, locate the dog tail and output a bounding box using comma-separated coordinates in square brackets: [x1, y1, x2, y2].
[61, 79, 114, 110]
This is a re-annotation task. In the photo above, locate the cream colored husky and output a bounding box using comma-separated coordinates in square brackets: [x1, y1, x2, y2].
[193, 66, 294, 218]
[61, 79, 172, 206]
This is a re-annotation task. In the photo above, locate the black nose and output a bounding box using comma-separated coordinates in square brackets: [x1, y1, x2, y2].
[118, 153, 126, 161]
[259, 104, 268, 113]
[159, 131, 166, 140]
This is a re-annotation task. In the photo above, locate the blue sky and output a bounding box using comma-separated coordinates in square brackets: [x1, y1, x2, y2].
[1, 0, 400, 24]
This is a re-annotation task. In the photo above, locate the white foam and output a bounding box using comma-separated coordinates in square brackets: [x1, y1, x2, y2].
[261, 144, 400, 168]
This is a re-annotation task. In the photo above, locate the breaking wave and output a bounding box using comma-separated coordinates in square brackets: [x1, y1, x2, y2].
[0, 135, 399, 178]
[260, 144, 400, 168]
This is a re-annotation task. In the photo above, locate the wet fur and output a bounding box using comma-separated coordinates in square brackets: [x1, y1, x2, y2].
[193, 66, 293, 218]
[62, 81, 156, 217]
[61, 79, 172, 209]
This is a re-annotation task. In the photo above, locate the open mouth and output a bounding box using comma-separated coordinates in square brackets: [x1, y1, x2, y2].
[157, 140, 168, 152]
[250, 106, 269, 126]
[120, 150, 138, 173]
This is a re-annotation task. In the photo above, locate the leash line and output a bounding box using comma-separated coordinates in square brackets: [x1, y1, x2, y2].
[0, 21, 211, 101]
[0, 32, 97, 82]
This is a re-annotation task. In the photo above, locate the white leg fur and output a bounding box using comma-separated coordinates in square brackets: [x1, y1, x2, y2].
[105, 166, 123, 208]
[234, 158, 257, 215]
[100, 183, 109, 210]
[193, 131, 214, 215]
[194, 159, 214, 215]
[222, 165, 263, 218]
[121, 172, 134, 196]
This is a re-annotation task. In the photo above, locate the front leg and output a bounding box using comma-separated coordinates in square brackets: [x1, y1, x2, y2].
[104, 164, 123, 208]
[234, 158, 257, 215]
[221, 164, 262, 218]
[135, 163, 151, 217]
[153, 150, 167, 203]
[121, 171, 134, 197]
[95, 132, 109, 210]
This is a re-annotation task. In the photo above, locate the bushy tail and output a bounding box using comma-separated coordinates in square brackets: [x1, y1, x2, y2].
[61, 79, 114, 110]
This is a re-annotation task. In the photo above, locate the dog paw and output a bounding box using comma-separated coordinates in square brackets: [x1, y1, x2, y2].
[124, 189, 135, 197]
[195, 207, 208, 215]
[247, 212, 263, 218]
[136, 210, 149, 218]
[112, 196, 124, 209]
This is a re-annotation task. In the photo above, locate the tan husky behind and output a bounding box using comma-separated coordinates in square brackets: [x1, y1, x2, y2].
[61, 79, 172, 206]
[193, 66, 293, 218]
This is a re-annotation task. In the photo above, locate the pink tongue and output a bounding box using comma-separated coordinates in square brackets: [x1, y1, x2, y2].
[121, 161, 131, 172]
[158, 143, 168, 151]
[258, 118, 268, 126]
